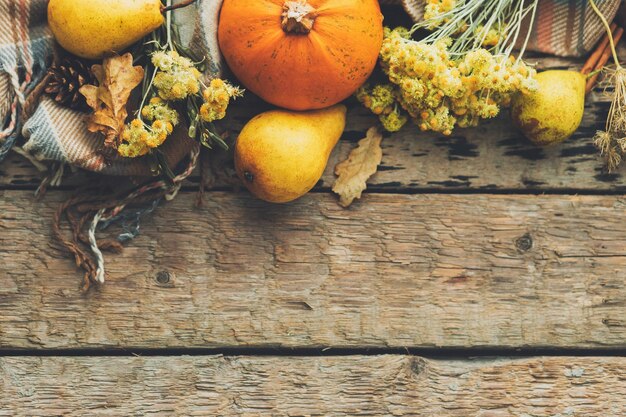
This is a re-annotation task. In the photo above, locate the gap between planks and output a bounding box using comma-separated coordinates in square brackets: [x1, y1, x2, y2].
[2, 346, 626, 358]
[6, 180, 626, 196]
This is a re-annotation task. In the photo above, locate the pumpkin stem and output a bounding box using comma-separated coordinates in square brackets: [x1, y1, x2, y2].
[281, 0, 317, 34]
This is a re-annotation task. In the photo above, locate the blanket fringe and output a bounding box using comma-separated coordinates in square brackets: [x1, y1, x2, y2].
[11, 144, 47, 171]
[0, 63, 50, 162]
[53, 146, 200, 291]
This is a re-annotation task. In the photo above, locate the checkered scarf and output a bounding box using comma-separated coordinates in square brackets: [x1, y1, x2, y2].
[5, 0, 223, 176]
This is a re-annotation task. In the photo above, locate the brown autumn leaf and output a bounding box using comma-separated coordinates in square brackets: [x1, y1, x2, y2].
[79, 53, 144, 151]
[332, 126, 383, 207]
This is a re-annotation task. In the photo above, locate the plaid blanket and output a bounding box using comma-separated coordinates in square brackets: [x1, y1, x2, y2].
[521, 0, 621, 57]
[0, 0, 52, 161]
[7, 0, 223, 176]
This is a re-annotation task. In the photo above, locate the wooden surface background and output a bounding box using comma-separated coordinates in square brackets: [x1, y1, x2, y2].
[2, 8, 626, 415]
[2, 356, 625, 416]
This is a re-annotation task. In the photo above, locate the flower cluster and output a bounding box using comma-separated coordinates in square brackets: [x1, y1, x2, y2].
[380, 109, 409, 132]
[199, 78, 244, 123]
[422, 1, 508, 49]
[141, 97, 179, 125]
[119, 97, 180, 158]
[119, 119, 165, 158]
[356, 84, 407, 132]
[118, 50, 243, 159]
[152, 51, 202, 101]
[361, 27, 537, 134]
[424, 0, 457, 27]
[595, 130, 626, 170]
[594, 68, 626, 171]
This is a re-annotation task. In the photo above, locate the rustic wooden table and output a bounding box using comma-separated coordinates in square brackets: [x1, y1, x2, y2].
[1, 50, 626, 415]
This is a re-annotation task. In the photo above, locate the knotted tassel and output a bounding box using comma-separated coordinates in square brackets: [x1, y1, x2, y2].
[53, 146, 200, 291]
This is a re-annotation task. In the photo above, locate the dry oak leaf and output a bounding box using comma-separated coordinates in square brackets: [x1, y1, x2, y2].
[79, 53, 144, 151]
[332, 126, 383, 207]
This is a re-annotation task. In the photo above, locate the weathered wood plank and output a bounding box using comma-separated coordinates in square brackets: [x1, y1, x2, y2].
[228, 89, 620, 192]
[2, 190, 626, 350]
[3, 34, 625, 192]
[1, 355, 625, 416]
[3, 87, 620, 192]
[0, 152, 47, 188]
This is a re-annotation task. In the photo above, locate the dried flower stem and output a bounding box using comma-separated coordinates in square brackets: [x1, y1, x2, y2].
[413, 0, 539, 59]
[589, 0, 626, 171]
[161, 0, 198, 13]
[589, 0, 621, 69]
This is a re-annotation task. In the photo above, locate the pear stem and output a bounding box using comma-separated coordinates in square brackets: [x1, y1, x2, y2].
[586, 68, 603, 79]
[161, 0, 198, 13]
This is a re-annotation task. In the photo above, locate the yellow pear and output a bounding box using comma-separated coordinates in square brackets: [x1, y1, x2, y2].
[48, 0, 164, 59]
[511, 70, 586, 145]
[235, 105, 347, 203]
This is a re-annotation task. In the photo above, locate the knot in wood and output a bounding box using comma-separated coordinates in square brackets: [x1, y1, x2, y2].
[515, 233, 533, 252]
[155, 270, 171, 284]
[409, 357, 427, 376]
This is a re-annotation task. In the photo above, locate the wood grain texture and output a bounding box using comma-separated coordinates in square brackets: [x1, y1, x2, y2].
[2, 190, 626, 350]
[1, 355, 625, 416]
[3, 88, 622, 192]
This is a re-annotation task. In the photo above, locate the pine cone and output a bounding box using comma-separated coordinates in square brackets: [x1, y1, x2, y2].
[45, 59, 94, 112]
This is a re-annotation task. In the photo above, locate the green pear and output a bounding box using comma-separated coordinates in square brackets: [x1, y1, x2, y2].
[48, 0, 164, 59]
[511, 70, 586, 146]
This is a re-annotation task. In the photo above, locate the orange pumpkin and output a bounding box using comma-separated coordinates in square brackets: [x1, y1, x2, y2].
[218, 0, 384, 111]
